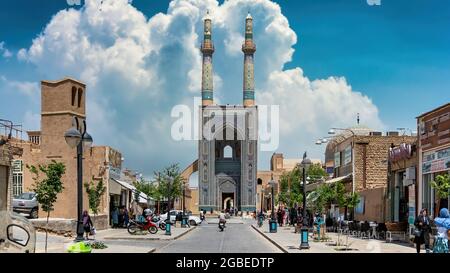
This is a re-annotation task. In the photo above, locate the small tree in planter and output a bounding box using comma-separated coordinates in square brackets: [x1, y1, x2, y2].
[28, 161, 65, 253]
[84, 179, 106, 236]
[431, 174, 450, 216]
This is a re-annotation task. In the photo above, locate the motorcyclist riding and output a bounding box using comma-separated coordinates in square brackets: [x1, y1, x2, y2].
[218, 210, 226, 232]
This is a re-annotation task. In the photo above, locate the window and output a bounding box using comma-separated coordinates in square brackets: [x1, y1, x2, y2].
[422, 173, 435, 218]
[71, 87, 77, 106]
[223, 145, 232, 158]
[77, 88, 83, 108]
[12, 160, 23, 197]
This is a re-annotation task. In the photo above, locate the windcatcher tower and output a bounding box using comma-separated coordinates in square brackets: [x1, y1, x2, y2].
[200, 11, 215, 106]
[242, 12, 256, 107]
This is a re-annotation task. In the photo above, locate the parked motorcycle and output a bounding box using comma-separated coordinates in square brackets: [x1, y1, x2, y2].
[127, 216, 158, 235]
[151, 215, 166, 231]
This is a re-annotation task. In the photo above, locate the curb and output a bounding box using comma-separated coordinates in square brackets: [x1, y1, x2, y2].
[173, 226, 197, 240]
[251, 224, 289, 253]
[103, 226, 197, 241]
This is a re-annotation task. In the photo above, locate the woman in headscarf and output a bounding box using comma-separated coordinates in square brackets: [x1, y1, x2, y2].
[433, 208, 450, 253]
[414, 209, 432, 253]
[82, 210, 93, 240]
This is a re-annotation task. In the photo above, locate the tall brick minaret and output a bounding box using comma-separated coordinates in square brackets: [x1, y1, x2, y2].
[200, 11, 215, 106]
[242, 12, 256, 107]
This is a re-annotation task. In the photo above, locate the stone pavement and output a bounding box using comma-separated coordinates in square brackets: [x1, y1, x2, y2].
[252, 224, 416, 253]
[35, 232, 156, 253]
[34, 225, 196, 253]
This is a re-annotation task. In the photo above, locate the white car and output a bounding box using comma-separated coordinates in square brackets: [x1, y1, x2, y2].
[159, 210, 202, 226]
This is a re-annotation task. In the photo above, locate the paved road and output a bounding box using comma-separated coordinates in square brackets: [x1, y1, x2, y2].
[156, 221, 281, 253]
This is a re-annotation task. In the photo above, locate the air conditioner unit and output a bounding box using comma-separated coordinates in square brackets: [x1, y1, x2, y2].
[405, 167, 416, 181]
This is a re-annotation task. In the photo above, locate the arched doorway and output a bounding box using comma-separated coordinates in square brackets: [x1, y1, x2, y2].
[223, 196, 234, 211]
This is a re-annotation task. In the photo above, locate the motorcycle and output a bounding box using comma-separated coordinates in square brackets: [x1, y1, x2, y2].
[127, 216, 158, 235]
[151, 215, 166, 231]
[218, 220, 226, 232]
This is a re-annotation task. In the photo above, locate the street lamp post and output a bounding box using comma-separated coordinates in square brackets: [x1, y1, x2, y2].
[64, 117, 93, 242]
[268, 174, 277, 233]
[181, 182, 188, 228]
[165, 177, 173, 235]
[300, 152, 312, 250]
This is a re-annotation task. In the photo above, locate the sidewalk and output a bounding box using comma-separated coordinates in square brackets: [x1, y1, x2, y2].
[252, 224, 416, 253]
[100, 226, 196, 241]
[35, 232, 156, 253]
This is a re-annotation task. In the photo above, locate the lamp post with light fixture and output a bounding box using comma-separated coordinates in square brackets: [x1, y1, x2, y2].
[299, 152, 312, 250]
[64, 116, 93, 242]
[268, 174, 277, 233]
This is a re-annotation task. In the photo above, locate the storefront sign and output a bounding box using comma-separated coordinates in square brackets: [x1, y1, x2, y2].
[422, 147, 450, 174]
[334, 152, 341, 168]
[343, 146, 352, 165]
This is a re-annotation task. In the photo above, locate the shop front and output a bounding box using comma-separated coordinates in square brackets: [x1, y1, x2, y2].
[387, 143, 417, 224]
[421, 146, 450, 217]
[417, 103, 450, 218]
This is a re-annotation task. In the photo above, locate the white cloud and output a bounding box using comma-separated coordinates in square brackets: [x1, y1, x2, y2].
[0, 41, 12, 58]
[17, 0, 384, 175]
[0, 75, 39, 98]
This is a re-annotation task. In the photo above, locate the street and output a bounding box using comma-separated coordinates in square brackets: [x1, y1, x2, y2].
[156, 220, 281, 253]
[35, 219, 282, 253]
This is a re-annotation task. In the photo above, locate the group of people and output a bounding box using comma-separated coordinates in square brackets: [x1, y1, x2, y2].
[414, 208, 450, 253]
[275, 205, 313, 228]
[111, 206, 130, 228]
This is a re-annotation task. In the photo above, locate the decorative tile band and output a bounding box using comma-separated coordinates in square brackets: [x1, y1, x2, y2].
[202, 91, 213, 100]
[244, 91, 255, 100]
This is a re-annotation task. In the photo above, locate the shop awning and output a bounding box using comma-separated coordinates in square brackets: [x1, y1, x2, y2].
[324, 174, 352, 185]
[110, 178, 153, 204]
[305, 174, 352, 192]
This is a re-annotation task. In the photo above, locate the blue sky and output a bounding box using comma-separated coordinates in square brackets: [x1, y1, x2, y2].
[1, 0, 449, 177]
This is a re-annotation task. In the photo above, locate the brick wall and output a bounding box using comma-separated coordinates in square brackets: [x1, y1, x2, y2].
[353, 135, 417, 192]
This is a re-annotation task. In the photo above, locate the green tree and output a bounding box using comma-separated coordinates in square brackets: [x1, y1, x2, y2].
[278, 163, 327, 208]
[154, 164, 185, 211]
[84, 179, 106, 228]
[308, 163, 328, 181]
[431, 174, 450, 214]
[27, 161, 65, 253]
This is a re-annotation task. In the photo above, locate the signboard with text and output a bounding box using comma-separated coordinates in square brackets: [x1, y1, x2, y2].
[422, 147, 450, 174]
[343, 146, 352, 165]
[334, 152, 341, 168]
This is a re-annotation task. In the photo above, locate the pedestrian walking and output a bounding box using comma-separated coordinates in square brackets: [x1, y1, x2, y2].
[433, 208, 450, 253]
[123, 208, 129, 227]
[414, 208, 432, 253]
[277, 208, 283, 227]
[82, 210, 93, 240]
[111, 206, 119, 228]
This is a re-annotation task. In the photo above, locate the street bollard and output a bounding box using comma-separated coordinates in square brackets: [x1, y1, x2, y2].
[165, 221, 172, 236]
[269, 219, 277, 233]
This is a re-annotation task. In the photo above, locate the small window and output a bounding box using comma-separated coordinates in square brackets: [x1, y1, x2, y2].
[224, 145, 233, 158]
[71, 87, 77, 106]
[77, 88, 83, 108]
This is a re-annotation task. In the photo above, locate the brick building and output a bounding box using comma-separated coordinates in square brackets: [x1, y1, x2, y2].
[0, 140, 23, 212]
[6, 78, 147, 230]
[417, 103, 450, 218]
[386, 142, 418, 224]
[324, 126, 417, 222]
